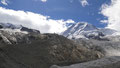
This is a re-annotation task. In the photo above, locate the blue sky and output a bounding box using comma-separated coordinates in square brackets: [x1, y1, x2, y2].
[0, 0, 111, 28]
[2, 0, 120, 33]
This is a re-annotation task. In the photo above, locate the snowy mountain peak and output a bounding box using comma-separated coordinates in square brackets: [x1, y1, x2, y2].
[69, 22, 98, 32]
[62, 22, 104, 40]
[62, 22, 120, 40]
[0, 23, 40, 34]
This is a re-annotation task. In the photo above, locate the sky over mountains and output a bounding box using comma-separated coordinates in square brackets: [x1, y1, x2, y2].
[0, 0, 120, 33]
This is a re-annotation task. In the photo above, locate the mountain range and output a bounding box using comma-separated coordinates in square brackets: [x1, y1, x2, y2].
[62, 22, 119, 40]
[0, 22, 119, 41]
[0, 22, 104, 68]
[1, 22, 120, 68]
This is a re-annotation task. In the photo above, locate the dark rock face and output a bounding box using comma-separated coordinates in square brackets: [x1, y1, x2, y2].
[0, 33, 104, 68]
[0, 25, 3, 29]
[84, 32, 105, 40]
[21, 27, 40, 34]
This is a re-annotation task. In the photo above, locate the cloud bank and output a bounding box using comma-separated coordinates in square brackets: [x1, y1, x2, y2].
[0, 7, 75, 33]
[41, 0, 47, 2]
[101, 0, 120, 31]
[79, 0, 89, 7]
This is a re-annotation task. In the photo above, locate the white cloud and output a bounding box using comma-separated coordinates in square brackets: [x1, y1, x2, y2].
[34, 0, 47, 2]
[79, 0, 89, 7]
[100, 20, 108, 23]
[41, 0, 47, 2]
[101, 0, 120, 31]
[1, 0, 8, 5]
[0, 7, 75, 33]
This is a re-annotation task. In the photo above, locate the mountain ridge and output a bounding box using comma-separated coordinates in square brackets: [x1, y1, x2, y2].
[62, 22, 119, 40]
[0, 23, 40, 34]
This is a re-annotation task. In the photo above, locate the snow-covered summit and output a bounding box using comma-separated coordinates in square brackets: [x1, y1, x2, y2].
[63, 22, 98, 35]
[62, 22, 120, 40]
[62, 22, 104, 39]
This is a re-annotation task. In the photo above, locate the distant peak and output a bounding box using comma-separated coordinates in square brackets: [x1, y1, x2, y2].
[0, 23, 22, 29]
[62, 22, 103, 39]
[0, 23, 40, 34]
